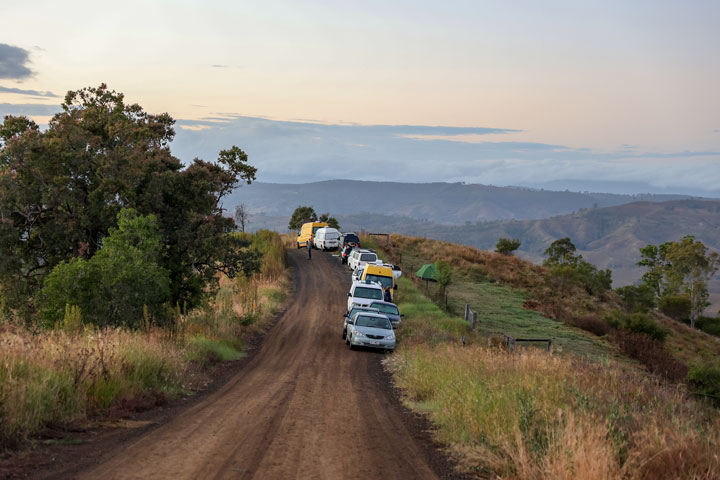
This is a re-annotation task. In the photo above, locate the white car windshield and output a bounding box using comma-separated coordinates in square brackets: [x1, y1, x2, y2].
[360, 254, 377, 262]
[353, 287, 383, 300]
[355, 315, 392, 329]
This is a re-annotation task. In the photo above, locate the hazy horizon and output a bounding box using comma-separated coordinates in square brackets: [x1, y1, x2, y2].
[2, 1, 718, 195]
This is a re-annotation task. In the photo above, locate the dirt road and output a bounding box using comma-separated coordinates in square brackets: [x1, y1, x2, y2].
[62, 249, 440, 479]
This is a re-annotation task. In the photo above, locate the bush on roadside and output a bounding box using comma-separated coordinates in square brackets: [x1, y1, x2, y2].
[40, 210, 171, 329]
[613, 330, 688, 382]
[691, 315, 720, 337]
[688, 361, 720, 407]
[659, 294, 691, 322]
[624, 312, 670, 341]
[602, 310, 669, 342]
[573, 314, 611, 336]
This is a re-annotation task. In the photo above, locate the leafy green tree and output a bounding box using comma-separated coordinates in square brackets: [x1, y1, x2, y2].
[544, 237, 611, 295]
[495, 237, 521, 256]
[637, 243, 671, 297]
[288, 206, 317, 230]
[543, 237, 578, 266]
[319, 212, 340, 230]
[615, 284, 656, 313]
[658, 294, 691, 322]
[637, 236, 719, 328]
[40, 209, 171, 328]
[0, 84, 258, 316]
[664, 236, 719, 328]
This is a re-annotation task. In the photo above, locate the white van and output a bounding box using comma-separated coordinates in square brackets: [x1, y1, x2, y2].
[313, 227, 340, 251]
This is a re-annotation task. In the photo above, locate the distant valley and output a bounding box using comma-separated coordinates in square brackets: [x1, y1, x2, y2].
[230, 182, 720, 308]
[226, 180, 699, 225]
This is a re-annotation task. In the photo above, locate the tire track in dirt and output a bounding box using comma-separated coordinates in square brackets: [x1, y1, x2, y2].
[62, 249, 439, 480]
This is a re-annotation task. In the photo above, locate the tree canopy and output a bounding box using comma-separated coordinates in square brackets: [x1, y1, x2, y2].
[0, 84, 258, 318]
[543, 237, 611, 295]
[288, 206, 340, 230]
[319, 212, 340, 230]
[288, 206, 317, 230]
[638, 236, 719, 328]
[495, 237, 521, 256]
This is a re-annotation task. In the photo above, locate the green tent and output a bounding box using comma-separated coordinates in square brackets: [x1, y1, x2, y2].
[416, 263, 438, 281]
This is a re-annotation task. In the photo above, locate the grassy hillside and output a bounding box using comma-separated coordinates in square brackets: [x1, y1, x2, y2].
[367, 235, 720, 478]
[385, 199, 720, 288]
[375, 234, 720, 369]
[226, 180, 696, 225]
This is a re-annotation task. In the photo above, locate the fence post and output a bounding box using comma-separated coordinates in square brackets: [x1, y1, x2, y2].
[547, 340, 552, 352]
[471, 311, 478, 330]
[464, 303, 470, 322]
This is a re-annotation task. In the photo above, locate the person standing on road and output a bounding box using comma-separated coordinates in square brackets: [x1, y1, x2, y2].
[307, 235, 312, 260]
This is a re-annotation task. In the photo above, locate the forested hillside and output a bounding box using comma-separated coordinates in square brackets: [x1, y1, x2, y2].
[226, 180, 697, 225]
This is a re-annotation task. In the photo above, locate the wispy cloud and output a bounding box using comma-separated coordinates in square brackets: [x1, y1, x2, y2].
[0, 102, 60, 117]
[170, 115, 720, 195]
[0, 85, 58, 97]
[0, 44, 33, 80]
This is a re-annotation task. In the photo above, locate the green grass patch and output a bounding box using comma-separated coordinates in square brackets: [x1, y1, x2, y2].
[449, 280, 613, 359]
[395, 277, 470, 345]
[187, 335, 245, 366]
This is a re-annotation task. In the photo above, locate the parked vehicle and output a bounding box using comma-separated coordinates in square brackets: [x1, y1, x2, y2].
[346, 312, 395, 352]
[339, 232, 360, 249]
[367, 301, 403, 328]
[360, 263, 396, 300]
[352, 267, 364, 283]
[347, 281, 384, 311]
[347, 249, 378, 272]
[296, 221, 328, 248]
[389, 264, 402, 280]
[342, 306, 380, 339]
[340, 245, 354, 264]
[313, 227, 340, 251]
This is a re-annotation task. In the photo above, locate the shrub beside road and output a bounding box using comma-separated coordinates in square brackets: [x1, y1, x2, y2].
[0, 231, 288, 449]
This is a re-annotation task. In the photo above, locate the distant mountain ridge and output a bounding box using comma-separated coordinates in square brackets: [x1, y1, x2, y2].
[244, 199, 720, 307]
[227, 180, 700, 225]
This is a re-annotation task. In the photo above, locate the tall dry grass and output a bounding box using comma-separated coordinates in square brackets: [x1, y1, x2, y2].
[388, 344, 720, 479]
[0, 230, 290, 449]
[0, 326, 185, 447]
[379, 234, 720, 478]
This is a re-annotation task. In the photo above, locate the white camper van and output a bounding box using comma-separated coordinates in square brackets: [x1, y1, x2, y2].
[313, 227, 341, 251]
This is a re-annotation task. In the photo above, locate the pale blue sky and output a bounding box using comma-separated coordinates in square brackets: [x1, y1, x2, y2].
[1, 1, 718, 192]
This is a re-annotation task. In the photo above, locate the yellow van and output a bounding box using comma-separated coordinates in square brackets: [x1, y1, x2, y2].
[361, 263, 396, 299]
[296, 221, 328, 248]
